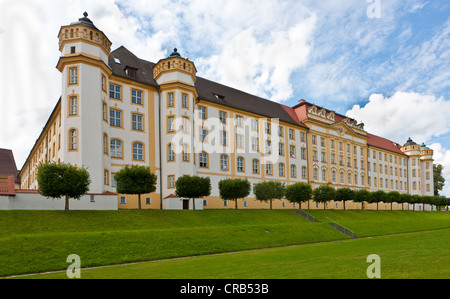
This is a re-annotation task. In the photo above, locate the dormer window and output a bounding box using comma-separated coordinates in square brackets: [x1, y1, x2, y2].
[214, 94, 225, 101]
[125, 66, 137, 78]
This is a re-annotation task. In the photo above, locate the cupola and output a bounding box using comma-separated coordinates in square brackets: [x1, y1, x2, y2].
[153, 48, 197, 86]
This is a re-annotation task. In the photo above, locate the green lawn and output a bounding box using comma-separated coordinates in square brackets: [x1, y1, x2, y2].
[22, 228, 450, 279]
[1, 209, 449, 278]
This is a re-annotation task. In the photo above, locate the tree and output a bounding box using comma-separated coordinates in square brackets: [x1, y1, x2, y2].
[114, 165, 157, 210]
[175, 175, 211, 210]
[370, 190, 386, 210]
[335, 188, 354, 210]
[313, 185, 335, 210]
[433, 164, 445, 196]
[218, 178, 251, 209]
[285, 182, 312, 211]
[37, 162, 91, 211]
[253, 181, 285, 210]
[386, 191, 400, 210]
[399, 193, 411, 210]
[354, 189, 370, 210]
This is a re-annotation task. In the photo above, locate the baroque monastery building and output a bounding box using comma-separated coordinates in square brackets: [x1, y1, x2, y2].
[19, 13, 435, 209]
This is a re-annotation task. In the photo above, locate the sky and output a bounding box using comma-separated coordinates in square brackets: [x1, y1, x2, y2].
[0, 0, 449, 195]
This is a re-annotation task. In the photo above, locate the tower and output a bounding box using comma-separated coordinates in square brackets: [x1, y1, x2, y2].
[153, 49, 199, 207]
[56, 12, 113, 193]
[400, 138, 434, 196]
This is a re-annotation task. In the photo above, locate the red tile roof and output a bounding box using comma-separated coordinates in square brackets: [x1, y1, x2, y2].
[367, 133, 405, 155]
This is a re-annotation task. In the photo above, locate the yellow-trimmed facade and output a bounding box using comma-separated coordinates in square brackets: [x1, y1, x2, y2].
[19, 13, 434, 210]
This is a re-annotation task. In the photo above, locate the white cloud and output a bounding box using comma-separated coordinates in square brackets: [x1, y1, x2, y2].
[346, 91, 450, 144]
[429, 143, 450, 197]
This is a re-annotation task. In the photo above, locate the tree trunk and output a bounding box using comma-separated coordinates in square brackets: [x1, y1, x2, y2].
[193, 197, 196, 210]
[138, 194, 142, 210]
[343, 200, 346, 210]
[235, 199, 238, 209]
[270, 199, 272, 210]
[65, 195, 69, 211]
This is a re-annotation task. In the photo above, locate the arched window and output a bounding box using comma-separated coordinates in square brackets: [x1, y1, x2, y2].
[252, 159, 259, 174]
[168, 143, 175, 162]
[237, 157, 245, 172]
[110, 139, 122, 158]
[302, 166, 307, 179]
[69, 129, 77, 151]
[133, 142, 144, 161]
[220, 154, 228, 170]
[103, 133, 108, 155]
[291, 164, 297, 178]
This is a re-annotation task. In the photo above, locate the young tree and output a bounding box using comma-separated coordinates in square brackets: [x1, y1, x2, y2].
[37, 162, 91, 211]
[175, 175, 211, 210]
[386, 191, 400, 210]
[335, 188, 354, 210]
[114, 165, 157, 210]
[313, 185, 336, 210]
[370, 190, 386, 210]
[354, 189, 370, 210]
[285, 182, 312, 211]
[253, 181, 285, 210]
[399, 193, 411, 210]
[433, 164, 445, 196]
[218, 178, 251, 209]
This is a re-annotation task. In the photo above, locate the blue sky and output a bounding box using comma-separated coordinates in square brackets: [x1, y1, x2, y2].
[0, 0, 449, 195]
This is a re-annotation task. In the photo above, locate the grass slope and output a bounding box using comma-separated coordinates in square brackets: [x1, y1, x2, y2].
[0, 210, 343, 277]
[1, 210, 449, 278]
[24, 228, 450, 279]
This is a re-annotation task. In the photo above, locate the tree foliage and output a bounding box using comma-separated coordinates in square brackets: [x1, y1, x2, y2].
[335, 188, 354, 210]
[218, 178, 251, 209]
[115, 165, 157, 209]
[175, 175, 211, 210]
[312, 185, 336, 209]
[253, 181, 285, 210]
[37, 162, 91, 210]
[285, 182, 312, 211]
[433, 164, 445, 196]
[353, 189, 370, 210]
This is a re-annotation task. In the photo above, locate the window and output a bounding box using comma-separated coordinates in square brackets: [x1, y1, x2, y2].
[69, 96, 78, 116]
[322, 169, 326, 181]
[236, 134, 243, 149]
[278, 126, 284, 137]
[132, 113, 143, 131]
[301, 148, 306, 160]
[102, 102, 108, 122]
[219, 111, 227, 124]
[110, 109, 122, 127]
[199, 106, 207, 120]
[168, 175, 175, 189]
[101, 74, 106, 91]
[110, 139, 123, 158]
[252, 137, 259, 152]
[312, 135, 316, 145]
[168, 144, 175, 162]
[133, 142, 144, 161]
[252, 159, 259, 174]
[132, 89, 142, 105]
[251, 119, 258, 131]
[199, 127, 208, 142]
[145, 197, 151, 205]
[236, 115, 243, 127]
[69, 67, 78, 85]
[69, 129, 77, 151]
[265, 123, 271, 135]
[182, 117, 189, 133]
[300, 132, 305, 142]
[219, 131, 227, 146]
[289, 129, 295, 140]
[104, 169, 109, 185]
[266, 140, 271, 154]
[302, 166, 307, 179]
[279, 163, 285, 177]
[167, 92, 174, 107]
[220, 154, 229, 170]
[332, 171, 336, 182]
[109, 83, 121, 100]
[279, 143, 284, 156]
[290, 145, 296, 158]
[237, 157, 244, 172]
[168, 116, 175, 133]
[291, 165, 296, 178]
[266, 162, 272, 175]
[103, 134, 108, 155]
[111, 173, 117, 187]
[199, 152, 208, 168]
[313, 168, 318, 180]
[182, 93, 188, 108]
[120, 196, 126, 204]
[182, 144, 189, 162]
[321, 137, 325, 147]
